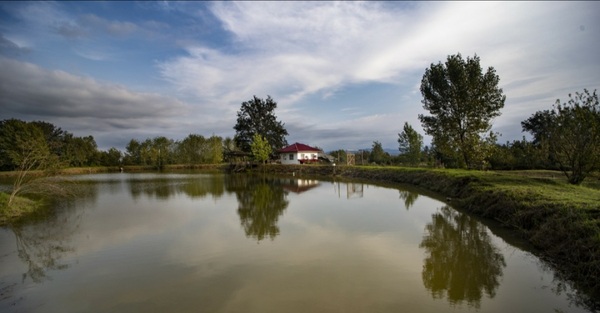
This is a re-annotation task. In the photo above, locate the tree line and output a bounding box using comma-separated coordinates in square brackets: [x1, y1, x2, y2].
[1, 53, 597, 184]
[0, 119, 238, 170]
[352, 53, 598, 185]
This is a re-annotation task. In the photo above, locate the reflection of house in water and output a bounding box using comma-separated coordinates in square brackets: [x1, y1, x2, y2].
[280, 178, 321, 194]
[346, 183, 364, 199]
[333, 182, 364, 199]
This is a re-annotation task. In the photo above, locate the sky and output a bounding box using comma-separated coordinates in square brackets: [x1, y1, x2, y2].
[1, 1, 599, 152]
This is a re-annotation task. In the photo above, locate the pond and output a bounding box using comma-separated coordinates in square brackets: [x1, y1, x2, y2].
[0, 172, 596, 312]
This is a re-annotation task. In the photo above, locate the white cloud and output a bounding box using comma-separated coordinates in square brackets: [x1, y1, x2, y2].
[160, 2, 598, 117]
[3, 1, 599, 151]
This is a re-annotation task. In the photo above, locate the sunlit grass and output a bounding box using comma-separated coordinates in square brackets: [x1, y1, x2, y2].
[0, 192, 44, 225]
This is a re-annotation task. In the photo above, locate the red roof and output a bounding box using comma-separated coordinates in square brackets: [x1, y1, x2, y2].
[278, 142, 321, 153]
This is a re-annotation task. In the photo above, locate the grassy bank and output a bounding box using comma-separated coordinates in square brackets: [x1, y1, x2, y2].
[0, 193, 49, 225]
[255, 164, 600, 298]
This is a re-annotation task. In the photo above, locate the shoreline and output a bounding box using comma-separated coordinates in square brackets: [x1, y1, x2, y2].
[254, 164, 600, 302]
[1, 164, 599, 304]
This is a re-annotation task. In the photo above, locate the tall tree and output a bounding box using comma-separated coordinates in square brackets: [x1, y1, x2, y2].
[206, 135, 223, 164]
[398, 122, 423, 166]
[98, 148, 122, 166]
[522, 89, 600, 184]
[150, 136, 174, 169]
[177, 134, 206, 164]
[419, 53, 505, 169]
[369, 141, 388, 165]
[0, 119, 59, 205]
[63, 135, 98, 167]
[251, 134, 272, 164]
[233, 95, 288, 153]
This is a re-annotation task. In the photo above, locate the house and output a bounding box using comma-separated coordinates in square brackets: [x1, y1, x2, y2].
[278, 142, 322, 165]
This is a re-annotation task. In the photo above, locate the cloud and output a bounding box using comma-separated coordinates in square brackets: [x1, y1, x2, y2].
[0, 34, 31, 56]
[2, 1, 598, 151]
[0, 57, 189, 138]
[78, 14, 139, 37]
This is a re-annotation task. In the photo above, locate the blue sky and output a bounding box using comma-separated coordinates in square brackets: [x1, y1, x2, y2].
[1, 1, 598, 152]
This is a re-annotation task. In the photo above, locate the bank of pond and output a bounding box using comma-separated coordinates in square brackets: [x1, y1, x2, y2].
[0, 165, 598, 312]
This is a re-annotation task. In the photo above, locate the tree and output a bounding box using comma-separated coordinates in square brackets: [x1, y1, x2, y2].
[30, 121, 67, 162]
[251, 133, 272, 164]
[206, 135, 223, 164]
[63, 135, 98, 167]
[0, 119, 60, 206]
[398, 122, 423, 166]
[177, 134, 206, 164]
[522, 89, 600, 184]
[233, 95, 288, 154]
[419, 53, 505, 169]
[150, 136, 174, 169]
[98, 148, 122, 166]
[327, 149, 347, 165]
[369, 141, 389, 165]
[124, 139, 142, 165]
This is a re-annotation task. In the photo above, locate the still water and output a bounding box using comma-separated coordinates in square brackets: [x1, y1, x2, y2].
[0, 173, 595, 312]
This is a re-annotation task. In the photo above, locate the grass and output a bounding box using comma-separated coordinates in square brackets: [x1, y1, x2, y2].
[254, 164, 600, 300]
[0, 192, 46, 225]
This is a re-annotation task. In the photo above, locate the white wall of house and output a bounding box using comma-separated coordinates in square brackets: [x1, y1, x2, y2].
[280, 151, 320, 164]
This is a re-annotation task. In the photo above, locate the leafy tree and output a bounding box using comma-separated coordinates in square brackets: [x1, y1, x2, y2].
[124, 139, 142, 165]
[522, 89, 600, 184]
[0, 119, 60, 205]
[206, 135, 223, 164]
[419, 53, 505, 169]
[30, 121, 67, 161]
[63, 135, 98, 167]
[327, 149, 347, 165]
[233, 95, 288, 154]
[251, 134, 272, 164]
[177, 134, 206, 164]
[98, 148, 122, 166]
[488, 138, 549, 170]
[223, 137, 236, 153]
[398, 122, 423, 166]
[150, 136, 174, 169]
[369, 141, 389, 165]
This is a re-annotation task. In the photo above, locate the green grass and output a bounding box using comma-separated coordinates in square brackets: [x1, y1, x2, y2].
[435, 169, 600, 210]
[256, 164, 600, 298]
[0, 192, 45, 225]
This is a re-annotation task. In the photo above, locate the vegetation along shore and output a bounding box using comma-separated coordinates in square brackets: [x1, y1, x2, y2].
[1, 52, 598, 304]
[254, 164, 600, 301]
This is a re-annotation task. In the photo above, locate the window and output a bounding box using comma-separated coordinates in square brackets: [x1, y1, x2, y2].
[289, 154, 294, 160]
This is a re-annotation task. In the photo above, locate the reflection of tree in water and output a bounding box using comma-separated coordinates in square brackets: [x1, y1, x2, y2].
[10, 201, 83, 283]
[398, 189, 419, 210]
[129, 175, 225, 200]
[420, 206, 506, 308]
[227, 176, 289, 241]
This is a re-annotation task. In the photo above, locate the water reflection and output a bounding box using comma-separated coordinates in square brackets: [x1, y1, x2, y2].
[420, 206, 506, 308]
[398, 190, 419, 210]
[128, 175, 225, 200]
[226, 176, 289, 241]
[1, 173, 597, 312]
[332, 181, 365, 199]
[9, 203, 83, 283]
